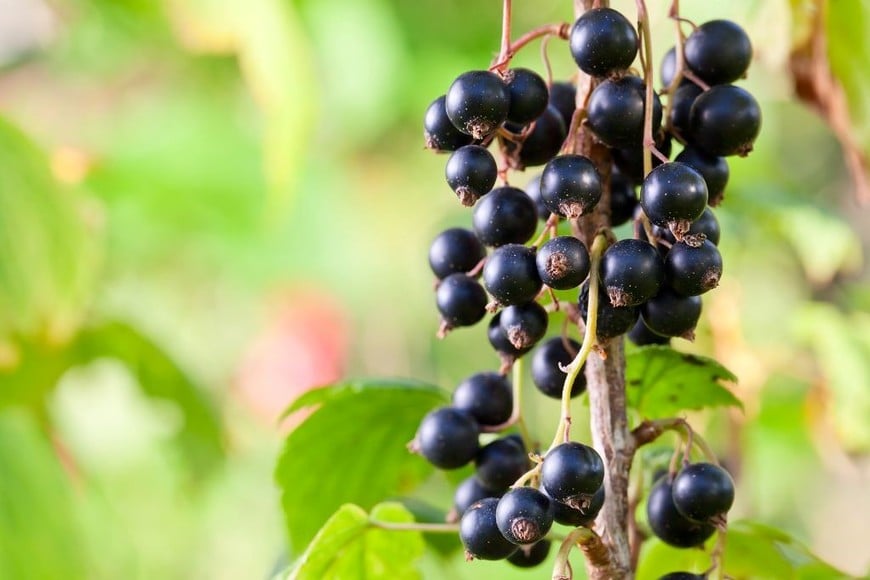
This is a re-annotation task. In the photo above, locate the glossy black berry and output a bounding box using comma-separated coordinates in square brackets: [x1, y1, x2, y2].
[541, 442, 605, 508]
[452, 372, 512, 427]
[655, 207, 720, 246]
[445, 145, 498, 206]
[610, 171, 638, 227]
[579, 281, 639, 339]
[658, 573, 706, 580]
[612, 130, 671, 183]
[460, 498, 519, 560]
[689, 85, 761, 157]
[531, 337, 586, 399]
[507, 539, 551, 568]
[436, 274, 488, 328]
[504, 106, 567, 168]
[684, 20, 752, 86]
[483, 244, 542, 306]
[668, 83, 704, 144]
[454, 476, 500, 516]
[496, 487, 555, 545]
[600, 239, 665, 307]
[424, 95, 474, 151]
[672, 462, 735, 523]
[640, 286, 702, 339]
[488, 312, 532, 358]
[524, 173, 552, 221]
[627, 318, 670, 346]
[415, 407, 479, 469]
[570, 7, 638, 77]
[674, 148, 729, 206]
[428, 228, 486, 280]
[499, 301, 549, 350]
[546, 484, 605, 526]
[475, 437, 530, 491]
[548, 81, 576, 129]
[505, 68, 549, 124]
[473, 186, 539, 247]
[647, 477, 715, 548]
[540, 155, 602, 218]
[536, 236, 590, 290]
[659, 46, 692, 90]
[587, 75, 662, 149]
[446, 70, 510, 139]
[664, 240, 723, 296]
[640, 162, 708, 237]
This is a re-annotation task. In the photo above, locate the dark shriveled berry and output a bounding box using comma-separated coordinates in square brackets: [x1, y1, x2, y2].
[452, 372, 512, 427]
[610, 171, 638, 227]
[664, 240, 723, 296]
[647, 477, 715, 548]
[587, 75, 662, 149]
[541, 442, 605, 508]
[599, 239, 665, 307]
[640, 162, 708, 238]
[531, 337, 586, 399]
[569, 7, 638, 77]
[415, 407, 479, 469]
[672, 462, 735, 523]
[548, 82, 576, 129]
[473, 187, 539, 247]
[496, 487, 555, 545]
[445, 145, 498, 206]
[503, 106, 567, 169]
[483, 244, 542, 306]
[579, 281, 639, 339]
[461, 498, 518, 560]
[684, 20, 752, 86]
[454, 476, 500, 517]
[428, 228, 486, 280]
[674, 148, 729, 207]
[689, 85, 761, 157]
[546, 484, 605, 526]
[488, 312, 532, 358]
[446, 70, 510, 139]
[424, 95, 474, 151]
[628, 318, 671, 346]
[505, 68, 549, 124]
[540, 154, 602, 218]
[499, 301, 549, 350]
[668, 83, 704, 144]
[536, 236, 590, 290]
[475, 436, 530, 491]
[641, 286, 702, 339]
[436, 274, 488, 328]
[507, 539, 551, 568]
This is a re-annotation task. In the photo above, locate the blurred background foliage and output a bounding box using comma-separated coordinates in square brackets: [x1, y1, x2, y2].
[0, 0, 868, 578]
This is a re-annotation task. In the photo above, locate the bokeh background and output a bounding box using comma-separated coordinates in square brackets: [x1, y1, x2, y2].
[0, 0, 868, 578]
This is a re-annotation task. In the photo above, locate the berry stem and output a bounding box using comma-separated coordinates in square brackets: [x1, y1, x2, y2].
[632, 417, 720, 464]
[367, 519, 460, 533]
[497, 0, 512, 69]
[490, 6, 570, 74]
[482, 357, 534, 446]
[634, 0, 656, 179]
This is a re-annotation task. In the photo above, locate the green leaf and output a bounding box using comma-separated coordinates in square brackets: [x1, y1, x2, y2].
[285, 503, 424, 580]
[827, 0, 870, 152]
[626, 346, 741, 419]
[275, 379, 447, 552]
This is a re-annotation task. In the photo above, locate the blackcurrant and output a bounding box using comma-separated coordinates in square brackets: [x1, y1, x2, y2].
[496, 487, 555, 545]
[660, 46, 694, 90]
[473, 186, 538, 247]
[499, 301, 549, 350]
[612, 130, 671, 183]
[674, 148, 729, 207]
[599, 239, 665, 307]
[684, 20, 752, 86]
[460, 498, 519, 560]
[531, 337, 586, 399]
[689, 85, 761, 157]
[587, 75, 662, 149]
[483, 244, 542, 306]
[454, 476, 500, 516]
[428, 228, 486, 280]
[569, 7, 638, 77]
[610, 171, 638, 227]
[446, 70, 510, 139]
[655, 207, 720, 247]
[627, 318, 670, 346]
[524, 173, 552, 221]
[658, 573, 706, 580]
[579, 281, 639, 339]
[445, 145, 498, 206]
[668, 83, 704, 144]
[452, 372, 512, 427]
[647, 477, 715, 548]
[541, 442, 605, 507]
[540, 154, 602, 218]
[507, 539, 551, 568]
[672, 462, 735, 523]
[546, 484, 605, 527]
[505, 68, 549, 124]
[548, 81, 576, 129]
[415, 407, 479, 469]
[424, 95, 474, 152]
[436, 273, 488, 328]
[640, 162, 708, 237]
[536, 236, 590, 290]
[475, 436, 530, 491]
[504, 105, 567, 168]
[640, 286, 702, 339]
[664, 240, 723, 296]
[488, 312, 533, 358]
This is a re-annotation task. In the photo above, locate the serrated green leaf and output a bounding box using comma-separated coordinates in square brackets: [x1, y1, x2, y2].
[626, 346, 741, 419]
[276, 379, 447, 552]
[285, 502, 424, 580]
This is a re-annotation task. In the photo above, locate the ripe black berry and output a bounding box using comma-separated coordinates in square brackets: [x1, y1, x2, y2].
[672, 462, 735, 523]
[647, 477, 715, 548]
[454, 476, 500, 516]
[674, 148, 729, 207]
[640, 162, 708, 238]
[505, 68, 549, 124]
[579, 281, 639, 339]
[599, 239, 665, 307]
[668, 83, 704, 144]
[684, 20, 752, 86]
[452, 372, 512, 427]
[445, 145, 498, 206]
[499, 301, 549, 350]
[627, 318, 670, 346]
[655, 207, 720, 247]
[496, 487, 555, 545]
[612, 130, 671, 183]
[540, 154, 602, 218]
[664, 240, 723, 296]
[415, 407, 479, 469]
[610, 171, 638, 227]
[504, 105, 567, 168]
[446, 70, 510, 139]
[424, 95, 474, 152]
[541, 442, 605, 508]
[507, 539, 551, 568]
[460, 498, 518, 560]
[689, 85, 761, 157]
[569, 7, 638, 77]
[640, 286, 702, 339]
[531, 337, 586, 399]
[546, 484, 605, 526]
[536, 236, 590, 290]
[473, 187, 539, 247]
[548, 81, 576, 129]
[436, 273, 488, 328]
[524, 173, 552, 221]
[488, 312, 532, 358]
[660, 46, 695, 90]
[483, 244, 542, 306]
[475, 436, 530, 491]
[587, 75, 662, 149]
[428, 228, 486, 280]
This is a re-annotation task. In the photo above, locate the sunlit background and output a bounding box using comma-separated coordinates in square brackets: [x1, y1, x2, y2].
[0, 0, 868, 578]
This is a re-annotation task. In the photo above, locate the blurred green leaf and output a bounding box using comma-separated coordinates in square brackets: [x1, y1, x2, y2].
[283, 502, 424, 580]
[275, 380, 447, 552]
[626, 346, 741, 419]
[826, 0, 870, 151]
[0, 410, 89, 580]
